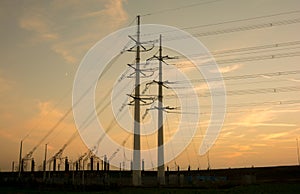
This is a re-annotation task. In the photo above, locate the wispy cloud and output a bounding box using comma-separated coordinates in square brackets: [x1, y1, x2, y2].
[80, 0, 128, 29]
[18, 0, 128, 64]
[176, 58, 216, 73]
[261, 131, 290, 140]
[210, 64, 243, 73]
[0, 97, 85, 164]
[222, 152, 243, 158]
[22, 100, 76, 146]
[218, 150, 258, 159]
[287, 78, 300, 83]
[230, 144, 252, 151]
[258, 75, 300, 83]
[19, 13, 59, 42]
[227, 107, 298, 128]
[25, 100, 74, 131]
[258, 128, 300, 141]
[51, 44, 78, 64]
[229, 122, 296, 127]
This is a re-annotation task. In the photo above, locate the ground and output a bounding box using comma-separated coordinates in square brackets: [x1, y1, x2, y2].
[1, 183, 300, 194]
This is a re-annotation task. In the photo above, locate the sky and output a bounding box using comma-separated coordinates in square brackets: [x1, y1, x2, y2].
[0, 0, 300, 171]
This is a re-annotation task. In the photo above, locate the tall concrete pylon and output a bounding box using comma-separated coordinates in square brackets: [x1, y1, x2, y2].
[157, 35, 165, 185]
[132, 15, 142, 186]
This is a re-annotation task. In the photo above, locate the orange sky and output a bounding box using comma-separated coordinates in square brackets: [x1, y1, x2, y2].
[0, 0, 300, 171]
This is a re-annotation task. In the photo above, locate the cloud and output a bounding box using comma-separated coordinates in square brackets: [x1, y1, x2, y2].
[220, 151, 259, 159]
[19, 16, 47, 33]
[287, 78, 300, 83]
[230, 144, 252, 151]
[261, 131, 290, 140]
[176, 58, 216, 73]
[212, 64, 243, 73]
[258, 128, 300, 141]
[227, 107, 298, 128]
[252, 143, 267, 147]
[37, 101, 63, 118]
[25, 101, 73, 134]
[229, 122, 296, 127]
[177, 56, 242, 74]
[51, 44, 78, 64]
[0, 96, 86, 171]
[18, 0, 128, 64]
[221, 152, 243, 159]
[79, 0, 128, 29]
[21, 100, 77, 151]
[19, 13, 59, 42]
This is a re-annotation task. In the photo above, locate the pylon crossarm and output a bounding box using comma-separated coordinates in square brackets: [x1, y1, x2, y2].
[127, 64, 156, 78]
[127, 64, 147, 76]
[152, 80, 170, 88]
[126, 36, 155, 52]
[146, 55, 159, 61]
[128, 35, 146, 50]
[147, 55, 177, 63]
[162, 55, 179, 60]
[127, 94, 155, 106]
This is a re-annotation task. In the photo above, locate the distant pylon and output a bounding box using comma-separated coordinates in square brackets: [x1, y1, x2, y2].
[207, 150, 211, 170]
[18, 140, 23, 178]
[43, 144, 47, 181]
[297, 138, 300, 165]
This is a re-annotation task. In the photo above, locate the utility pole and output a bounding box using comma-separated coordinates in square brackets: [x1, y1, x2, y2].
[43, 144, 47, 181]
[12, 161, 14, 172]
[297, 138, 300, 165]
[207, 150, 211, 170]
[157, 35, 165, 185]
[82, 159, 85, 185]
[18, 140, 23, 178]
[132, 15, 142, 186]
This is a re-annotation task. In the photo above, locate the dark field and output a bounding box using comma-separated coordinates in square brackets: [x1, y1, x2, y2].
[1, 165, 300, 193]
[1, 183, 300, 194]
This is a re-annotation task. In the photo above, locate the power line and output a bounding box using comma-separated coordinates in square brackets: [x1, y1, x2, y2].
[196, 44, 300, 60]
[212, 45, 300, 59]
[188, 99, 300, 110]
[216, 78, 300, 87]
[21, 88, 72, 141]
[170, 79, 300, 91]
[162, 85, 300, 98]
[139, 17, 300, 43]
[159, 40, 300, 66]
[23, 53, 126, 159]
[141, 11, 300, 38]
[169, 106, 300, 117]
[47, 77, 134, 161]
[45, 17, 147, 167]
[167, 40, 300, 61]
[212, 40, 300, 56]
[170, 70, 300, 84]
[163, 18, 300, 41]
[181, 10, 300, 30]
[22, 14, 140, 156]
[215, 51, 300, 64]
[141, 0, 224, 17]
[23, 13, 143, 158]
[172, 51, 300, 68]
